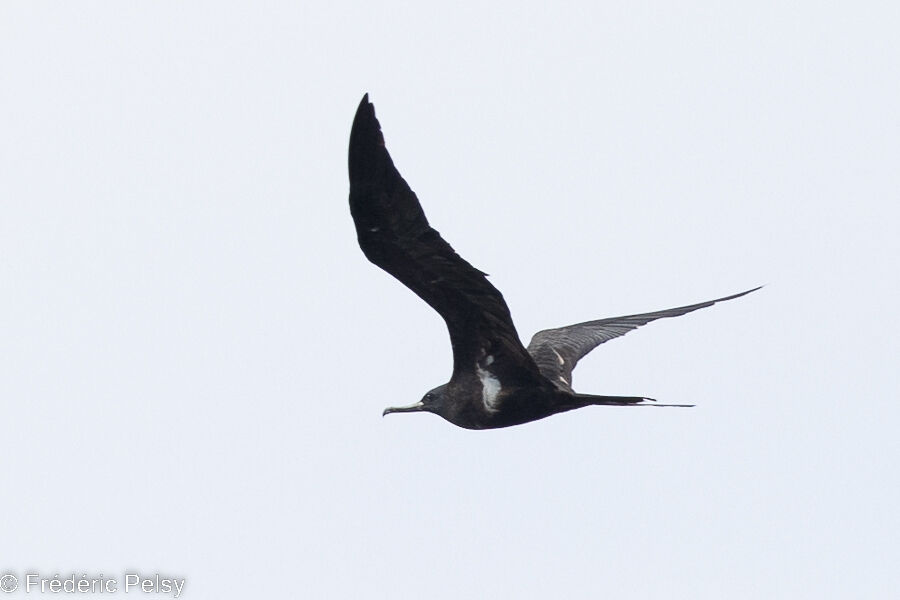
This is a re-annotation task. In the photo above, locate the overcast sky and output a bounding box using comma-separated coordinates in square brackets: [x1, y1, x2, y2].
[2, 2, 898, 598]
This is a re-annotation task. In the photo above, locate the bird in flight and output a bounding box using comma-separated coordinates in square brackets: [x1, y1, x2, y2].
[348, 94, 758, 430]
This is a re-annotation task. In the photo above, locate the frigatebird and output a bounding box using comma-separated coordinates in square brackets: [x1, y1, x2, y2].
[348, 94, 758, 430]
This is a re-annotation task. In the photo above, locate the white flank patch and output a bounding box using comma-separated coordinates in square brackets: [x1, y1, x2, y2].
[485, 354, 494, 365]
[476, 364, 502, 413]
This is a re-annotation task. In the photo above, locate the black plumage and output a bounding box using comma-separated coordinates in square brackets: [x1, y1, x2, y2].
[348, 94, 758, 430]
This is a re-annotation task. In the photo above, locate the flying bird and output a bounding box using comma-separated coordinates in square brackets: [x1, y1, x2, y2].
[348, 94, 758, 430]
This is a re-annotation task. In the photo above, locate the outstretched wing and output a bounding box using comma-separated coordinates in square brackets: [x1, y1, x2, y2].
[527, 287, 760, 391]
[348, 94, 542, 385]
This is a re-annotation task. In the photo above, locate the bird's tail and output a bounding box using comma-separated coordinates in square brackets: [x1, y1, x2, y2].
[575, 394, 695, 408]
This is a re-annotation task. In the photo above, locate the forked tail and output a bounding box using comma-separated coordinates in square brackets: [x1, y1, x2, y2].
[575, 394, 695, 408]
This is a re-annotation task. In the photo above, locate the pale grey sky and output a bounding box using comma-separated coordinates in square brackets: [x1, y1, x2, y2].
[1, 2, 898, 598]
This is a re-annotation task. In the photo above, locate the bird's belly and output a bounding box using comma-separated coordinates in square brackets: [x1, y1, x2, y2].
[445, 388, 580, 430]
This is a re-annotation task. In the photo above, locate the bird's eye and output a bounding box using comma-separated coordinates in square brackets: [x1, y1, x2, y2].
[425, 393, 433, 400]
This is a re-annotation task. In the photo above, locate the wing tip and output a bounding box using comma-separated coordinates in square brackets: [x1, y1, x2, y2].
[349, 92, 386, 180]
[721, 285, 763, 303]
[353, 92, 376, 126]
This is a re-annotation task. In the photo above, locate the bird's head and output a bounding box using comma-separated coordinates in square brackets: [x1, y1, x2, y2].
[382, 384, 448, 418]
